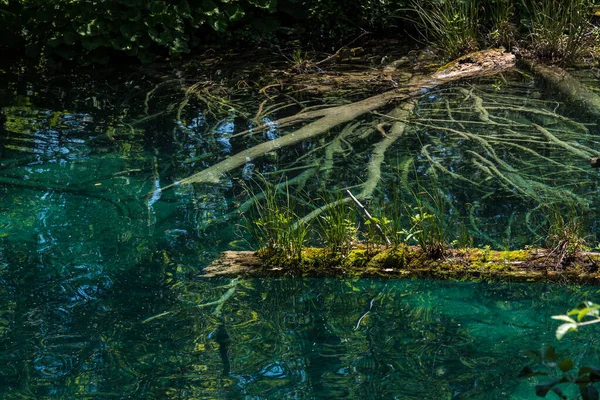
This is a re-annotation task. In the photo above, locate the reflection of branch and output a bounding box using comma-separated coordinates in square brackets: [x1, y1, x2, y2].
[354, 297, 375, 331]
[198, 278, 239, 317]
[142, 278, 240, 324]
[141, 311, 173, 324]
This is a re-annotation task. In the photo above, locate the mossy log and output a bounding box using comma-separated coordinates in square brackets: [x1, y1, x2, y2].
[204, 247, 600, 284]
[520, 58, 600, 118]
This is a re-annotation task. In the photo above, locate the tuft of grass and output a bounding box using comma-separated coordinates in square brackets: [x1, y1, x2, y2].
[407, 203, 447, 259]
[406, 0, 479, 59]
[395, 183, 449, 260]
[243, 177, 309, 262]
[484, 0, 517, 48]
[544, 203, 588, 267]
[522, 0, 593, 63]
[317, 196, 357, 256]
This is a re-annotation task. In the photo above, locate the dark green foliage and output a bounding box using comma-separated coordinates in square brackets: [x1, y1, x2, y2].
[0, 0, 409, 65]
[2, 0, 279, 64]
[297, 0, 406, 44]
[1, 0, 597, 65]
[520, 346, 600, 400]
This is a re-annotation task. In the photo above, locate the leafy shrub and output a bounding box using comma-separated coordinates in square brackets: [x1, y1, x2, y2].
[3, 0, 279, 64]
[299, 0, 405, 44]
[521, 0, 594, 63]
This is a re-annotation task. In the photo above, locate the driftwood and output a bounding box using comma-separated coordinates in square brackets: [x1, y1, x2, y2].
[520, 58, 600, 118]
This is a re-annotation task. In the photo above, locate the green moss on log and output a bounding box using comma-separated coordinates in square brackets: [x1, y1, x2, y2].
[204, 246, 600, 284]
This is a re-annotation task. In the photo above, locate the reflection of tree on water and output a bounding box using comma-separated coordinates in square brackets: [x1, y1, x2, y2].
[175, 279, 494, 399]
[0, 236, 592, 399]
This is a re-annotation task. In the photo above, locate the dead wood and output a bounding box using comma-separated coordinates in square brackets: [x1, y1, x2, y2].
[163, 49, 516, 190]
[521, 58, 600, 118]
[203, 248, 600, 284]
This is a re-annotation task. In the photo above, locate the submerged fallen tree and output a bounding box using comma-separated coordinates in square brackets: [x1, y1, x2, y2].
[162, 49, 517, 190]
[520, 58, 600, 118]
[148, 47, 600, 245]
[203, 246, 600, 284]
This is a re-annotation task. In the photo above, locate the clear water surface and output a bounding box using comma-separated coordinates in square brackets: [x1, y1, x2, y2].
[0, 66, 600, 399]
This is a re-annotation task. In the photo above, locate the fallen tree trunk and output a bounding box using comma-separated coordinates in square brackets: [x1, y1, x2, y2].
[520, 58, 600, 119]
[163, 49, 516, 189]
[203, 247, 600, 284]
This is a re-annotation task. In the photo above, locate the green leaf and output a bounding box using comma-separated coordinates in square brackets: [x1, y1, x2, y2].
[517, 366, 548, 379]
[210, 17, 228, 32]
[583, 386, 600, 400]
[556, 323, 578, 340]
[202, 0, 219, 15]
[558, 358, 574, 373]
[120, 24, 138, 40]
[551, 387, 567, 400]
[76, 20, 95, 36]
[226, 5, 245, 21]
[544, 347, 562, 363]
[552, 315, 577, 324]
[580, 309, 600, 321]
[63, 31, 77, 45]
[536, 380, 560, 397]
[579, 366, 600, 381]
[175, 0, 191, 17]
[81, 36, 103, 50]
[169, 37, 189, 54]
[524, 350, 542, 362]
[577, 301, 596, 309]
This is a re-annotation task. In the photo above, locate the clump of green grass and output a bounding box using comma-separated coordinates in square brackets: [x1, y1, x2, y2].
[405, 200, 447, 259]
[317, 196, 357, 256]
[406, 0, 480, 59]
[243, 178, 309, 262]
[522, 0, 593, 63]
[484, 0, 517, 48]
[544, 203, 588, 267]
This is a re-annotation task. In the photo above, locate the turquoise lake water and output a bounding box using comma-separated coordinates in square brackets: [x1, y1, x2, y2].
[1, 67, 600, 398]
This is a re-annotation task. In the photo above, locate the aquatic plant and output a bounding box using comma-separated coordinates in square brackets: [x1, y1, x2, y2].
[407, 206, 446, 259]
[544, 203, 588, 267]
[317, 194, 358, 256]
[484, 0, 517, 48]
[402, 185, 448, 259]
[522, 0, 594, 62]
[405, 0, 479, 59]
[243, 178, 309, 261]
